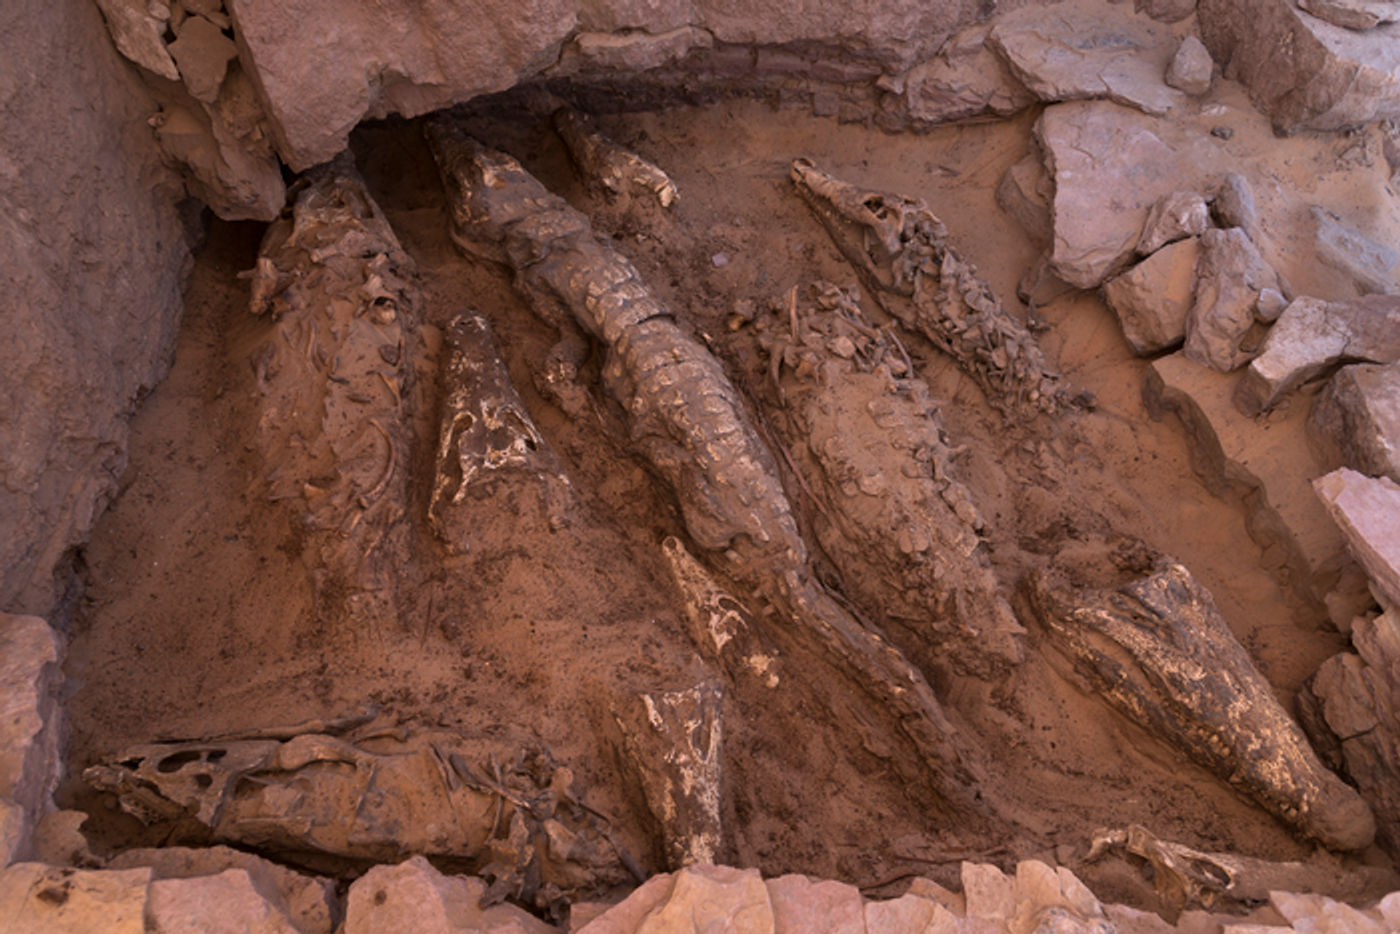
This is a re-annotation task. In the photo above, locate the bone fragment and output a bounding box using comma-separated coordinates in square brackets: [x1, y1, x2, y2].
[1029, 561, 1374, 850]
[553, 106, 678, 208]
[242, 153, 418, 629]
[613, 681, 723, 869]
[790, 158, 1069, 421]
[429, 313, 573, 552]
[426, 118, 975, 795]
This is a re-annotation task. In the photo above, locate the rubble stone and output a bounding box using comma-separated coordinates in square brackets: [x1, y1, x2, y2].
[1299, 0, 1400, 30]
[1213, 174, 1261, 244]
[0, 613, 63, 866]
[899, 25, 1036, 127]
[167, 14, 239, 104]
[1309, 361, 1400, 482]
[1138, 191, 1210, 256]
[1313, 206, 1399, 296]
[0, 863, 151, 933]
[1197, 0, 1400, 134]
[1102, 236, 1199, 355]
[148, 869, 301, 934]
[1165, 36, 1214, 96]
[997, 153, 1054, 248]
[633, 864, 772, 934]
[988, 3, 1185, 116]
[344, 856, 558, 934]
[93, 0, 179, 80]
[1235, 294, 1400, 415]
[766, 875, 864, 934]
[1184, 227, 1281, 372]
[1314, 468, 1400, 606]
[1036, 100, 1207, 289]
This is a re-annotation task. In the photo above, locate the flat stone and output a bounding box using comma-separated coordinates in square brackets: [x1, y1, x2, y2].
[1138, 190, 1209, 256]
[766, 874, 863, 934]
[636, 865, 774, 934]
[899, 25, 1036, 126]
[148, 869, 301, 934]
[1309, 361, 1400, 482]
[93, 0, 179, 81]
[1103, 236, 1199, 355]
[108, 845, 337, 934]
[1036, 100, 1208, 289]
[0, 863, 151, 934]
[1165, 36, 1214, 96]
[997, 153, 1054, 247]
[1136, 0, 1200, 23]
[1147, 352, 1353, 610]
[345, 856, 557, 934]
[1235, 294, 1400, 415]
[0, 613, 63, 866]
[988, 3, 1185, 116]
[168, 14, 239, 103]
[1184, 227, 1280, 372]
[1198, 0, 1400, 134]
[1313, 206, 1399, 296]
[1315, 468, 1400, 606]
[1299, 0, 1400, 30]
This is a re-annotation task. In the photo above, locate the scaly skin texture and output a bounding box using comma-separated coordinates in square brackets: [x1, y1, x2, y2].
[426, 117, 975, 794]
[1029, 561, 1375, 851]
[790, 158, 1069, 422]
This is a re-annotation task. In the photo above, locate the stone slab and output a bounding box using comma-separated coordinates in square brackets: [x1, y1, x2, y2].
[1314, 468, 1400, 606]
[1103, 236, 1198, 356]
[345, 856, 558, 934]
[0, 863, 151, 934]
[1309, 360, 1400, 482]
[148, 869, 300, 934]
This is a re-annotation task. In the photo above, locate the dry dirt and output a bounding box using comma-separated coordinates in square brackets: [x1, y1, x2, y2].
[59, 82, 1399, 918]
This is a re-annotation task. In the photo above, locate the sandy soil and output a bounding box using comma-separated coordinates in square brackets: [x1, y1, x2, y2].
[61, 78, 1399, 918]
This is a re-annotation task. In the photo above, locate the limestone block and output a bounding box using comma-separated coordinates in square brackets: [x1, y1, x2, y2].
[900, 25, 1036, 127]
[997, 153, 1054, 248]
[0, 613, 63, 867]
[575, 873, 677, 934]
[1010, 861, 1106, 934]
[1299, 0, 1400, 30]
[1314, 468, 1400, 606]
[1213, 174, 1261, 244]
[344, 856, 558, 934]
[634, 865, 773, 934]
[1309, 361, 1400, 482]
[1036, 101, 1207, 288]
[0, 863, 151, 934]
[1235, 295, 1400, 415]
[864, 893, 952, 934]
[1313, 206, 1399, 296]
[962, 861, 1015, 923]
[1184, 227, 1280, 372]
[1272, 889, 1390, 933]
[1139, 191, 1210, 256]
[93, 0, 179, 80]
[1197, 0, 1400, 134]
[1103, 237, 1199, 355]
[1166, 36, 1214, 96]
[766, 875, 864, 934]
[148, 869, 301, 934]
[988, 4, 1185, 116]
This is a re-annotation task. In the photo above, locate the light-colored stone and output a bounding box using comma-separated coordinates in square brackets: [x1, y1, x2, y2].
[636, 865, 774, 934]
[149, 869, 301, 934]
[997, 153, 1054, 248]
[1235, 294, 1400, 415]
[988, 3, 1185, 116]
[30, 811, 97, 868]
[1139, 190, 1210, 256]
[108, 845, 336, 934]
[1198, 0, 1400, 134]
[155, 102, 286, 222]
[345, 856, 559, 934]
[1011, 860, 1106, 933]
[557, 27, 714, 76]
[0, 863, 151, 933]
[1314, 468, 1400, 606]
[1309, 360, 1400, 482]
[1256, 287, 1289, 322]
[577, 873, 677, 934]
[1184, 227, 1280, 372]
[766, 874, 864, 934]
[1166, 36, 1214, 96]
[865, 892, 941, 934]
[962, 861, 1015, 922]
[0, 613, 63, 867]
[168, 14, 239, 103]
[1136, 0, 1199, 22]
[1036, 100, 1208, 289]
[1213, 174, 1261, 244]
[1272, 889, 1388, 933]
[1313, 206, 1399, 296]
[93, 0, 179, 80]
[1299, 0, 1400, 30]
[900, 25, 1036, 127]
[1103, 236, 1199, 355]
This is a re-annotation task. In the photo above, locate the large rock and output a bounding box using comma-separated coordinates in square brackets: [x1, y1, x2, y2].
[1197, 0, 1400, 134]
[1314, 468, 1400, 606]
[1165, 36, 1214, 96]
[1037, 101, 1210, 289]
[344, 857, 558, 934]
[0, 863, 151, 934]
[997, 153, 1054, 248]
[0, 614, 63, 866]
[1310, 361, 1400, 482]
[988, 2, 1185, 116]
[1, 0, 194, 618]
[1313, 206, 1399, 296]
[1137, 190, 1209, 257]
[1102, 236, 1199, 355]
[1299, 0, 1400, 30]
[148, 869, 301, 934]
[898, 24, 1035, 128]
[1235, 294, 1400, 415]
[1183, 227, 1280, 372]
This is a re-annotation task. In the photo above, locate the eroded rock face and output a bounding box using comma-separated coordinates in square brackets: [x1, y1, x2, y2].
[1, 0, 195, 619]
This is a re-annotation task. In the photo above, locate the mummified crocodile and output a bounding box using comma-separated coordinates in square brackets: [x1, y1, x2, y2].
[790, 158, 1070, 422]
[425, 116, 975, 794]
